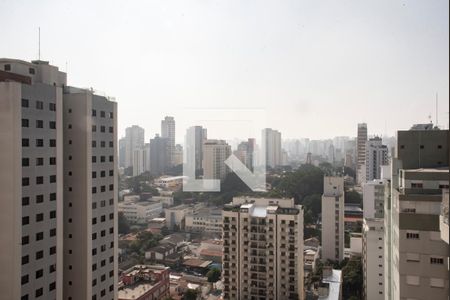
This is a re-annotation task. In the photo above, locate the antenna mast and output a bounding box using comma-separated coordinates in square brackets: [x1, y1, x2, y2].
[38, 27, 41, 60]
[435, 92, 438, 128]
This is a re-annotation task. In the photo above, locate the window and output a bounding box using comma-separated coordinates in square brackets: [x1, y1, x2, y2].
[101, 186, 106, 192]
[50, 193, 56, 201]
[36, 176, 44, 184]
[406, 275, 420, 286]
[36, 139, 44, 147]
[92, 109, 97, 117]
[29, 68, 35, 75]
[92, 263, 97, 271]
[22, 197, 30, 206]
[50, 228, 56, 237]
[49, 157, 56, 165]
[100, 126, 105, 132]
[92, 156, 97, 163]
[92, 125, 97, 132]
[92, 233, 97, 240]
[36, 232, 44, 240]
[411, 183, 423, 188]
[49, 246, 56, 255]
[49, 103, 56, 111]
[109, 112, 114, 118]
[36, 213, 44, 222]
[49, 282, 56, 291]
[109, 170, 114, 176]
[101, 141, 105, 147]
[430, 278, 445, 288]
[22, 236, 29, 245]
[21, 275, 29, 285]
[22, 158, 29, 166]
[101, 215, 106, 222]
[22, 216, 29, 225]
[100, 111, 105, 118]
[22, 99, 29, 107]
[92, 171, 97, 178]
[36, 157, 44, 165]
[49, 175, 56, 183]
[109, 184, 114, 191]
[22, 138, 29, 147]
[92, 187, 97, 194]
[49, 121, 56, 129]
[109, 126, 113, 133]
[4, 64, 11, 71]
[49, 139, 56, 147]
[50, 210, 56, 219]
[430, 257, 444, 265]
[406, 253, 420, 262]
[92, 140, 97, 147]
[109, 155, 114, 162]
[101, 171, 106, 177]
[22, 177, 30, 186]
[22, 119, 29, 127]
[36, 101, 44, 110]
[36, 120, 43, 128]
[109, 141, 113, 147]
[36, 250, 44, 260]
[35, 269, 43, 279]
[406, 232, 420, 239]
[36, 195, 44, 203]
[35, 288, 43, 298]
[22, 255, 29, 265]
[100, 156, 105, 162]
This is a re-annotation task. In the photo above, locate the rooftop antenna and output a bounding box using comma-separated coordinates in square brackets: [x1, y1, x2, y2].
[38, 27, 40, 60]
[435, 92, 438, 128]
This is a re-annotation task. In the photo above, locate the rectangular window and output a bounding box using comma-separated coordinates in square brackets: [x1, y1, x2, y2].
[49, 157, 56, 165]
[22, 197, 30, 206]
[22, 177, 29, 186]
[100, 111, 105, 118]
[21, 98, 29, 107]
[50, 193, 56, 201]
[49, 103, 56, 111]
[22, 138, 29, 147]
[22, 119, 29, 127]
[36, 195, 44, 203]
[36, 232, 44, 241]
[22, 216, 29, 225]
[36, 176, 44, 184]
[430, 257, 444, 265]
[49, 121, 56, 129]
[50, 228, 56, 237]
[36, 120, 43, 128]
[49, 175, 56, 183]
[49, 139, 56, 147]
[35, 269, 43, 279]
[36, 157, 44, 166]
[36, 101, 44, 110]
[406, 232, 420, 239]
[50, 210, 56, 219]
[36, 139, 44, 147]
[22, 255, 29, 265]
[36, 250, 44, 260]
[22, 158, 29, 167]
[36, 213, 44, 222]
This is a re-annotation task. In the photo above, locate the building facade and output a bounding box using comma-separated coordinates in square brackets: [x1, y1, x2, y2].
[362, 179, 386, 219]
[364, 137, 388, 182]
[0, 59, 65, 300]
[124, 125, 144, 169]
[321, 176, 345, 262]
[262, 128, 282, 168]
[357, 123, 368, 184]
[161, 116, 175, 166]
[149, 134, 169, 176]
[202, 139, 231, 180]
[222, 197, 304, 300]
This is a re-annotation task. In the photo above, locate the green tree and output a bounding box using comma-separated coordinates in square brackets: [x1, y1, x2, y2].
[183, 289, 198, 300]
[207, 268, 221, 283]
[342, 259, 363, 299]
[345, 190, 362, 205]
[118, 212, 130, 234]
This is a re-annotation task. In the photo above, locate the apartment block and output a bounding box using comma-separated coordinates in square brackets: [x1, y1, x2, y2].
[321, 176, 345, 262]
[63, 87, 118, 300]
[124, 125, 144, 169]
[222, 197, 304, 300]
[362, 179, 386, 219]
[0, 59, 65, 300]
[185, 208, 222, 234]
[118, 200, 163, 224]
[262, 128, 282, 168]
[161, 116, 175, 166]
[356, 123, 367, 184]
[362, 218, 385, 300]
[202, 139, 231, 180]
[364, 137, 388, 182]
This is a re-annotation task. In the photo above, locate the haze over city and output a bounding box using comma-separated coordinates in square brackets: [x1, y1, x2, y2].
[1, 0, 448, 141]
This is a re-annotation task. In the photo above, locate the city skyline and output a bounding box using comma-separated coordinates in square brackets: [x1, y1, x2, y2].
[1, 0, 448, 141]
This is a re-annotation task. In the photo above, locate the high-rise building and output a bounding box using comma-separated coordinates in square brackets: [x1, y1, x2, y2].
[132, 148, 145, 176]
[362, 179, 385, 219]
[357, 123, 368, 184]
[321, 176, 345, 262]
[362, 218, 385, 300]
[63, 86, 118, 300]
[0, 58, 118, 300]
[222, 197, 304, 300]
[262, 128, 282, 168]
[234, 138, 255, 171]
[161, 116, 175, 166]
[364, 137, 388, 182]
[0, 59, 65, 300]
[185, 126, 207, 174]
[124, 125, 144, 169]
[118, 137, 126, 168]
[202, 139, 231, 180]
[149, 134, 169, 176]
[384, 126, 449, 300]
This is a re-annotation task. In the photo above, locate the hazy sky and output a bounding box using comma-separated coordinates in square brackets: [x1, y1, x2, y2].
[1, 0, 448, 142]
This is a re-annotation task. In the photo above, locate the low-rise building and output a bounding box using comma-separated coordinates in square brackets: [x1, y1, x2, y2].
[165, 203, 204, 230]
[145, 244, 176, 261]
[118, 200, 163, 224]
[155, 176, 187, 190]
[318, 266, 342, 300]
[118, 265, 170, 300]
[151, 196, 174, 208]
[304, 248, 319, 272]
[185, 208, 222, 233]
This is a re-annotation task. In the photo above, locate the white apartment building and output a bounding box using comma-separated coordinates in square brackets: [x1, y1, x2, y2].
[185, 209, 222, 233]
[362, 218, 385, 300]
[222, 197, 304, 300]
[363, 179, 386, 219]
[124, 125, 144, 169]
[364, 137, 388, 183]
[262, 128, 282, 168]
[357, 123, 367, 184]
[118, 201, 163, 224]
[165, 203, 204, 230]
[202, 139, 231, 180]
[321, 176, 345, 262]
[0, 59, 65, 300]
[161, 116, 175, 166]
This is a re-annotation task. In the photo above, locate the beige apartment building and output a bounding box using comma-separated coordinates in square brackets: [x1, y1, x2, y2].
[0, 58, 118, 300]
[222, 197, 304, 300]
[321, 176, 345, 262]
[202, 139, 231, 180]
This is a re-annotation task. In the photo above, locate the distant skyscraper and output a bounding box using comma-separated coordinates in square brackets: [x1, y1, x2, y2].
[202, 139, 231, 180]
[357, 123, 368, 184]
[185, 126, 207, 175]
[222, 197, 304, 300]
[161, 116, 175, 166]
[305, 152, 312, 165]
[362, 179, 386, 219]
[124, 125, 144, 169]
[321, 176, 345, 262]
[262, 128, 282, 168]
[364, 137, 388, 182]
[234, 138, 255, 171]
[149, 134, 169, 176]
[0, 59, 65, 300]
[119, 137, 126, 168]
